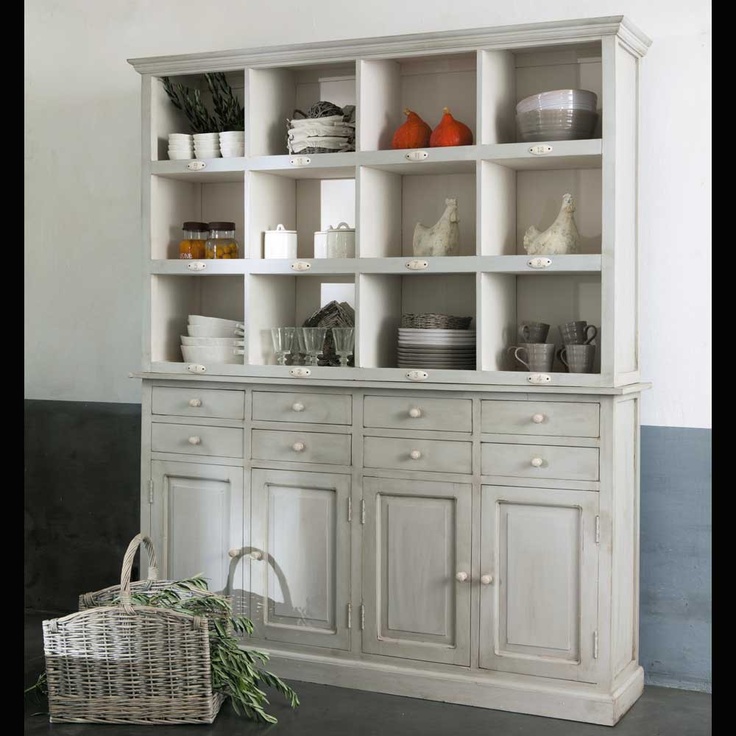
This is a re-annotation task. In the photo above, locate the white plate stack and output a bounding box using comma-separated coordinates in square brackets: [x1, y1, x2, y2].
[193, 132, 221, 159]
[397, 328, 476, 370]
[181, 315, 245, 364]
[219, 130, 244, 157]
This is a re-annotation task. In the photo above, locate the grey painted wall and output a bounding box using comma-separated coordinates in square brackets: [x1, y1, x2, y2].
[23, 401, 711, 692]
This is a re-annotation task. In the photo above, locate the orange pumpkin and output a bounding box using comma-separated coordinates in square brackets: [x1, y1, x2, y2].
[391, 108, 432, 149]
[429, 107, 473, 147]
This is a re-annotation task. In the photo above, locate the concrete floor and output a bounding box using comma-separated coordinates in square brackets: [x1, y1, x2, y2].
[24, 612, 712, 736]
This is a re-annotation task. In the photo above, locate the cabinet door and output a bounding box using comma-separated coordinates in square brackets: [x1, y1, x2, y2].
[250, 469, 351, 650]
[479, 485, 599, 682]
[150, 460, 245, 601]
[362, 477, 472, 666]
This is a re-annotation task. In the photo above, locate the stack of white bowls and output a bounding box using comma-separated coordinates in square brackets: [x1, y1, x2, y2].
[168, 133, 194, 160]
[193, 132, 221, 159]
[515, 89, 598, 142]
[181, 314, 245, 364]
[219, 131, 245, 158]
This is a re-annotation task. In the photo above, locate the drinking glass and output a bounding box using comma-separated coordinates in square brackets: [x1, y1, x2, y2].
[299, 327, 327, 365]
[271, 326, 295, 365]
[331, 327, 355, 366]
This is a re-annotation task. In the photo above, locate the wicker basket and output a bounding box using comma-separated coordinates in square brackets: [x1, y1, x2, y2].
[43, 534, 226, 725]
[401, 313, 473, 330]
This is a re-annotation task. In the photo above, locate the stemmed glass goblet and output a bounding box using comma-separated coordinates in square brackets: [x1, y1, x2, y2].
[271, 326, 295, 365]
[331, 327, 355, 367]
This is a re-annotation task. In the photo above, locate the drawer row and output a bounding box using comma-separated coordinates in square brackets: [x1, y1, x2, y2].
[150, 424, 599, 481]
[152, 388, 600, 438]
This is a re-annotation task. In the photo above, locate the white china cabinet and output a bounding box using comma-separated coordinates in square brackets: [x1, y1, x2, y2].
[129, 15, 651, 725]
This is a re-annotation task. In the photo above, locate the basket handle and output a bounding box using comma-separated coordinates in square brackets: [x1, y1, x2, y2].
[118, 534, 159, 612]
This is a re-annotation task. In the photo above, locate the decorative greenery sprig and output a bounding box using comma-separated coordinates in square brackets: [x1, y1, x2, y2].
[205, 72, 244, 132]
[161, 77, 219, 134]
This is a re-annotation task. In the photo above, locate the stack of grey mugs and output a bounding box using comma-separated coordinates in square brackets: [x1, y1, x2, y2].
[510, 320, 597, 373]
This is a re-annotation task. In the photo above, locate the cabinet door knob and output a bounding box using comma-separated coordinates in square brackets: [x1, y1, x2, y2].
[455, 571, 469, 582]
[292, 441, 305, 452]
[292, 402, 305, 412]
[530, 457, 544, 467]
[188, 436, 201, 445]
[409, 449, 422, 460]
[408, 407, 422, 418]
[480, 574, 494, 585]
[250, 550, 263, 561]
[532, 413, 545, 424]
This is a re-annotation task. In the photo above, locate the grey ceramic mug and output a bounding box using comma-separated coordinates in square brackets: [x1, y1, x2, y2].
[558, 343, 596, 373]
[513, 342, 556, 372]
[559, 320, 597, 345]
[518, 321, 550, 343]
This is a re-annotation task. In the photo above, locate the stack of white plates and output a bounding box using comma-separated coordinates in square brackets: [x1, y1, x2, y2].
[181, 315, 245, 364]
[397, 328, 476, 370]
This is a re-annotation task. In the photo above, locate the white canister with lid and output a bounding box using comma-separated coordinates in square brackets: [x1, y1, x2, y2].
[313, 230, 329, 258]
[264, 224, 297, 259]
[326, 222, 356, 258]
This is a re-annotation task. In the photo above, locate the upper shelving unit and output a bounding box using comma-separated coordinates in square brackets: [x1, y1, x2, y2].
[130, 16, 650, 388]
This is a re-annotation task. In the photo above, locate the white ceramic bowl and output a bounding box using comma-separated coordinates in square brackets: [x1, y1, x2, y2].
[516, 89, 597, 115]
[181, 344, 243, 364]
[180, 335, 245, 346]
[194, 149, 221, 158]
[219, 131, 245, 139]
[220, 148, 245, 158]
[168, 151, 194, 160]
[187, 323, 244, 338]
[188, 314, 244, 327]
[168, 134, 193, 143]
[193, 133, 220, 142]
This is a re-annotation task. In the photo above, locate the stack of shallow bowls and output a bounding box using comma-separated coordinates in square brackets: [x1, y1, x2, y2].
[397, 328, 476, 370]
[181, 315, 245, 364]
[193, 132, 221, 159]
[516, 89, 598, 142]
[168, 133, 194, 160]
[219, 131, 245, 158]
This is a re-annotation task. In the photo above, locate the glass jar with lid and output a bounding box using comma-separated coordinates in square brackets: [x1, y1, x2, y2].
[178, 221, 208, 259]
[205, 221, 239, 259]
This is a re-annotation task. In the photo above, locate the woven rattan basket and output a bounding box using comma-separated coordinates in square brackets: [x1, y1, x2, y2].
[401, 313, 473, 329]
[42, 534, 226, 725]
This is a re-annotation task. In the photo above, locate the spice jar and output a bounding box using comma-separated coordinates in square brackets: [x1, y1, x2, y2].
[178, 221, 208, 259]
[205, 221, 239, 259]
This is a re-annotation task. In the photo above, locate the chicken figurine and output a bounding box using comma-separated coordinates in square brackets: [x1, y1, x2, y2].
[413, 198, 460, 257]
[523, 193, 580, 255]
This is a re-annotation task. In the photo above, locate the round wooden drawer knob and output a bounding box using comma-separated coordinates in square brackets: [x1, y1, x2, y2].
[455, 571, 469, 582]
[188, 436, 202, 445]
[409, 449, 422, 460]
[408, 407, 423, 418]
[530, 457, 544, 467]
[189, 398, 202, 407]
[292, 441, 306, 452]
[532, 413, 545, 424]
[480, 574, 494, 585]
[292, 402, 305, 412]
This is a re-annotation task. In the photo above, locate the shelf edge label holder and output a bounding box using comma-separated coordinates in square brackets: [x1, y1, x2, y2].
[527, 373, 552, 384]
[187, 161, 207, 171]
[290, 156, 311, 166]
[528, 144, 553, 155]
[527, 257, 552, 269]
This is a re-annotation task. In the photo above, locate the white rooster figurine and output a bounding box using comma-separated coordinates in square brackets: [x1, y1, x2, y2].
[413, 198, 460, 257]
[523, 193, 580, 255]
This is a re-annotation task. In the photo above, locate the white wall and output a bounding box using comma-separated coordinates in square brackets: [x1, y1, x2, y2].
[24, 0, 711, 428]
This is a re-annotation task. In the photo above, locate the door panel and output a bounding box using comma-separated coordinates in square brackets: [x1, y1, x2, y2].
[150, 461, 245, 601]
[362, 477, 471, 666]
[479, 485, 599, 682]
[251, 468, 351, 650]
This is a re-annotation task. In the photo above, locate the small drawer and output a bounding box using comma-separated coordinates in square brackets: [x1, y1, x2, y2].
[363, 437, 472, 474]
[252, 429, 351, 465]
[252, 391, 351, 425]
[481, 400, 599, 438]
[152, 387, 245, 420]
[363, 396, 472, 433]
[152, 423, 244, 458]
[481, 443, 599, 481]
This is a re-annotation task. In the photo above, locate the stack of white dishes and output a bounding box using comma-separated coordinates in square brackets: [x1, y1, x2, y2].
[515, 89, 598, 142]
[219, 131, 245, 157]
[181, 315, 245, 364]
[193, 132, 221, 158]
[397, 328, 476, 370]
[168, 133, 194, 160]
